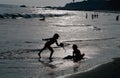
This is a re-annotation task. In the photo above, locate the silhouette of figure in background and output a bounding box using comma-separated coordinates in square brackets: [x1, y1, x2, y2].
[63, 44, 85, 62]
[91, 14, 94, 20]
[86, 13, 88, 19]
[91, 13, 99, 20]
[39, 15, 45, 21]
[116, 15, 119, 21]
[38, 33, 61, 59]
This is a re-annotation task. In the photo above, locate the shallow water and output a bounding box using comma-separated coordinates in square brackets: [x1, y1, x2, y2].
[0, 6, 120, 78]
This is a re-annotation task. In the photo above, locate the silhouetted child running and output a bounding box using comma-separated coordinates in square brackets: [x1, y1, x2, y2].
[63, 44, 85, 62]
[38, 33, 62, 59]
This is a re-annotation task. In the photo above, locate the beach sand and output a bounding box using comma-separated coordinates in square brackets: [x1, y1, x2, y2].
[0, 39, 120, 78]
[64, 58, 120, 78]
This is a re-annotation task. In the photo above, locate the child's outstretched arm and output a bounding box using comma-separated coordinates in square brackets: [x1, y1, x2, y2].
[55, 40, 59, 46]
[42, 38, 51, 41]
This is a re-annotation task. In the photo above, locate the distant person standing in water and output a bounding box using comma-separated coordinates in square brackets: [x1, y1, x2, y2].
[38, 33, 62, 59]
[86, 13, 88, 19]
[116, 15, 119, 21]
[39, 15, 45, 21]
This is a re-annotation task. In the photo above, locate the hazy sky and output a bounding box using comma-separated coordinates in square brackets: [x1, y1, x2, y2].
[0, 0, 83, 7]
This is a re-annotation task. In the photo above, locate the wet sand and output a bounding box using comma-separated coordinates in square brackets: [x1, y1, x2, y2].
[0, 38, 120, 78]
[0, 42, 120, 78]
[64, 58, 120, 78]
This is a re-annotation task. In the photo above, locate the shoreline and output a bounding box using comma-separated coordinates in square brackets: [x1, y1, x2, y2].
[60, 57, 120, 78]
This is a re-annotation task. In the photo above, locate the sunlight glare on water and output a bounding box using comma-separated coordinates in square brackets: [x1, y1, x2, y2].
[34, 8, 69, 15]
[0, 5, 120, 78]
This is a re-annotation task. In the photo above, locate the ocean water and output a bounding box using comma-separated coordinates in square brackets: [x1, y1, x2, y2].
[0, 4, 120, 78]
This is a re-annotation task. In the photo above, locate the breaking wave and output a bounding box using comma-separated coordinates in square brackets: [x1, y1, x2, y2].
[63, 37, 116, 43]
[0, 13, 69, 19]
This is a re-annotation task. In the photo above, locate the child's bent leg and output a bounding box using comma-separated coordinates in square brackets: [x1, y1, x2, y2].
[48, 47, 54, 59]
[38, 46, 46, 58]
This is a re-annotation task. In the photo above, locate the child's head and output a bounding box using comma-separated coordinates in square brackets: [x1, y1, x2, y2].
[53, 33, 59, 39]
[72, 44, 78, 50]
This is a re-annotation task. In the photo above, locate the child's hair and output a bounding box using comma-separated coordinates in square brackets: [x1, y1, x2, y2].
[53, 33, 59, 38]
[72, 44, 78, 49]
